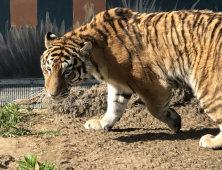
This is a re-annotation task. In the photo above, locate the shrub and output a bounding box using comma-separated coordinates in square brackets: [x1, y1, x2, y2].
[0, 102, 30, 137]
[16, 153, 56, 170]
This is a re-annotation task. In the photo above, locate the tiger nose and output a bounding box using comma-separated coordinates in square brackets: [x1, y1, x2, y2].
[50, 94, 57, 97]
[49, 92, 60, 97]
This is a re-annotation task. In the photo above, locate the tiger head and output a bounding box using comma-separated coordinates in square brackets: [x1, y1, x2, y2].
[41, 32, 92, 100]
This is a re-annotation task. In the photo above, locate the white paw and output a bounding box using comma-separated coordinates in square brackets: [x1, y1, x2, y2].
[84, 119, 103, 130]
[199, 134, 215, 148]
[84, 118, 114, 131]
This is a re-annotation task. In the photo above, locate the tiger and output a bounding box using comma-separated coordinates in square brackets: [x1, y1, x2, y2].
[41, 7, 222, 149]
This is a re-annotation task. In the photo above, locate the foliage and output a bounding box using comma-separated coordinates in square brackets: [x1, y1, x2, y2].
[0, 102, 31, 137]
[16, 153, 56, 170]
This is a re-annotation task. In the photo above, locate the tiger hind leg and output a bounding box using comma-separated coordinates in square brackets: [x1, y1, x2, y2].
[140, 88, 181, 133]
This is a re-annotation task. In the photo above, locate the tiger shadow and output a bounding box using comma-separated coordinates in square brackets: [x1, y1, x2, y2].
[112, 128, 219, 142]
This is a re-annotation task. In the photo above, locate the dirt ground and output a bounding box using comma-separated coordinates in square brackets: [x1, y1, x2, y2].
[0, 83, 222, 170]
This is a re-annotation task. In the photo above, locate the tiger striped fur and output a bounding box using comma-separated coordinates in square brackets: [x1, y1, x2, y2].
[41, 7, 222, 149]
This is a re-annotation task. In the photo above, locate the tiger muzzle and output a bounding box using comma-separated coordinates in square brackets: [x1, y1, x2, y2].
[45, 67, 67, 98]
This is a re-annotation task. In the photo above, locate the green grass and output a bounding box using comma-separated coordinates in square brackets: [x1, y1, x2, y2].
[38, 128, 60, 136]
[0, 102, 31, 137]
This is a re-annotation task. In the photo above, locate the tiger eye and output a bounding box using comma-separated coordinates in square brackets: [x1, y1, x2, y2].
[47, 67, 51, 71]
[64, 70, 71, 75]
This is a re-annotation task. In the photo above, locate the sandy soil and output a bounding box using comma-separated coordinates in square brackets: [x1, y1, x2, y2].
[0, 84, 222, 170]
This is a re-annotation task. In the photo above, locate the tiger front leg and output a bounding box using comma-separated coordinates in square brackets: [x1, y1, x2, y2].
[84, 84, 132, 131]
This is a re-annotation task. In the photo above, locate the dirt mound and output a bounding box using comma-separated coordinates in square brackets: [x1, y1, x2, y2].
[43, 83, 198, 117]
[43, 83, 108, 117]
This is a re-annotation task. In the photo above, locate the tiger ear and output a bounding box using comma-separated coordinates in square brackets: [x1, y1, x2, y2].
[45, 32, 57, 49]
[80, 42, 92, 56]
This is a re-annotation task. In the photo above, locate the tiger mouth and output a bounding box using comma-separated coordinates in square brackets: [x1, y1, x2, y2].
[47, 91, 70, 101]
[59, 91, 70, 98]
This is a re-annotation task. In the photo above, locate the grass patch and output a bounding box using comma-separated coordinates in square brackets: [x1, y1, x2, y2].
[0, 102, 31, 137]
[38, 128, 60, 136]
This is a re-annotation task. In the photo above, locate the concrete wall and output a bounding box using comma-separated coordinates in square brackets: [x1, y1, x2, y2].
[1, 0, 222, 41]
[7, 0, 106, 32]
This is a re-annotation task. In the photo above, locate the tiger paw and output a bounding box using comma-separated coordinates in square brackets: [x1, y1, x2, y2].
[166, 108, 181, 133]
[84, 119, 103, 130]
[84, 118, 114, 131]
[199, 133, 222, 149]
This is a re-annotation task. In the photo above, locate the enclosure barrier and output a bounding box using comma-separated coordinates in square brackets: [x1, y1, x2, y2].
[0, 78, 99, 108]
